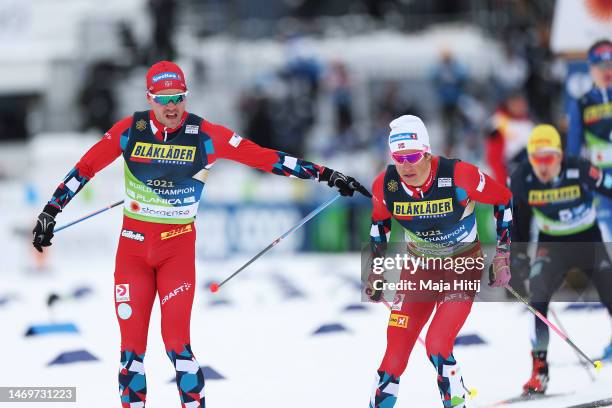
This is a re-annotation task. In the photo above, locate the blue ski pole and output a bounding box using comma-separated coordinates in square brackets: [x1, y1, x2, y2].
[55, 200, 124, 233]
[209, 194, 342, 292]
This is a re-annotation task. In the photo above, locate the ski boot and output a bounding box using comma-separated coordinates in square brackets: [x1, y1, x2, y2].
[369, 370, 400, 408]
[522, 351, 549, 395]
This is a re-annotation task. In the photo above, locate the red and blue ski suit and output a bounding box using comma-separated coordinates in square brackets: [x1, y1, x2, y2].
[47, 110, 328, 408]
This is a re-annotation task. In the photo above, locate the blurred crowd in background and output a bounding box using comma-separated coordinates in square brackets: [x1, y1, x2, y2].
[0, 0, 563, 171]
[0, 0, 601, 254]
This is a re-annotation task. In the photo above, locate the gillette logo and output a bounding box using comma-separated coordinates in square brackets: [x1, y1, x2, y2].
[152, 72, 179, 82]
[121, 229, 145, 242]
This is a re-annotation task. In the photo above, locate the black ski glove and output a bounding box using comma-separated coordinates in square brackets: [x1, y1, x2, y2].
[320, 167, 372, 198]
[32, 204, 60, 253]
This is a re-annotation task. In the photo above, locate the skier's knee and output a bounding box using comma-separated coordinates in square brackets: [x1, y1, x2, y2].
[425, 337, 452, 359]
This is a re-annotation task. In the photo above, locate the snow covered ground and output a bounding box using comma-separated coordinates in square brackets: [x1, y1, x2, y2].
[1, 250, 611, 408]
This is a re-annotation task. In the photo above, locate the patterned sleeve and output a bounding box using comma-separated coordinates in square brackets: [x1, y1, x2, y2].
[370, 171, 392, 257]
[47, 117, 131, 213]
[205, 121, 324, 180]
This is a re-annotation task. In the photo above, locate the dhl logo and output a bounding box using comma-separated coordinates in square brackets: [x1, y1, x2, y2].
[528, 185, 580, 205]
[131, 142, 196, 163]
[161, 224, 193, 240]
[393, 198, 453, 218]
[583, 103, 612, 125]
[388, 313, 409, 328]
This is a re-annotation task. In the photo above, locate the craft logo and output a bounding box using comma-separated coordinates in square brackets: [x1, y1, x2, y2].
[152, 72, 179, 83]
[387, 179, 399, 192]
[393, 198, 453, 218]
[121, 229, 145, 242]
[115, 284, 130, 302]
[388, 313, 409, 328]
[135, 119, 147, 131]
[583, 103, 612, 125]
[528, 185, 581, 205]
[161, 282, 192, 305]
[161, 224, 193, 240]
[130, 142, 196, 165]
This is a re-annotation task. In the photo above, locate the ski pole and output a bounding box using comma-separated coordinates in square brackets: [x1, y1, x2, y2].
[504, 284, 603, 371]
[209, 194, 342, 292]
[549, 306, 596, 381]
[55, 200, 124, 233]
[380, 298, 478, 398]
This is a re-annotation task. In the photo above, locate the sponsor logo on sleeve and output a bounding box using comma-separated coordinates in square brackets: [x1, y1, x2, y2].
[391, 294, 405, 311]
[388, 313, 409, 328]
[121, 229, 145, 242]
[229, 133, 243, 147]
[115, 284, 130, 302]
[476, 169, 486, 192]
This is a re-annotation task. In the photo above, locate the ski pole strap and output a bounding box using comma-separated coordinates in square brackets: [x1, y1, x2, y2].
[55, 200, 125, 233]
[504, 284, 600, 369]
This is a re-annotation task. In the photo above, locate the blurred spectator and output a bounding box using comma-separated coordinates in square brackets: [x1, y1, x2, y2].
[431, 49, 469, 155]
[239, 87, 276, 149]
[492, 42, 529, 102]
[485, 90, 534, 184]
[148, 0, 177, 62]
[275, 36, 323, 157]
[78, 61, 118, 133]
[0, 95, 30, 141]
[327, 61, 356, 148]
[372, 81, 424, 158]
[118, 21, 141, 68]
[524, 23, 563, 123]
